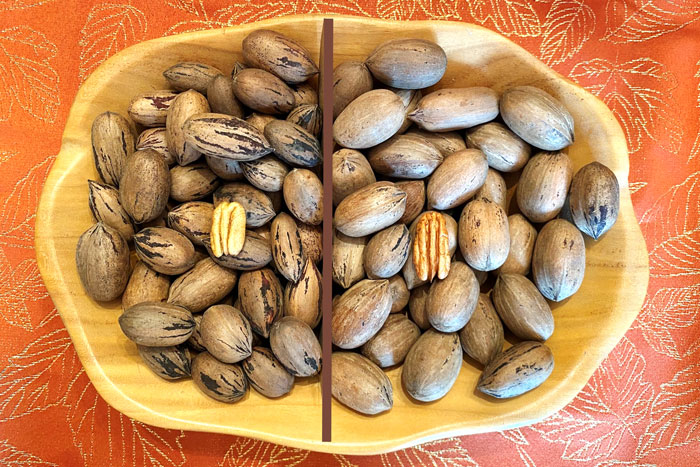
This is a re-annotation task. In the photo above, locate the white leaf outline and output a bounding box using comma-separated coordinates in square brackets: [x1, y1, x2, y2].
[539, 0, 595, 65]
[531, 337, 653, 461]
[603, 0, 700, 44]
[570, 57, 682, 154]
[0, 26, 60, 122]
[78, 3, 148, 82]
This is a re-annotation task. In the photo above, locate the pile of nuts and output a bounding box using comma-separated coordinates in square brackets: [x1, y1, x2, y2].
[330, 38, 619, 414]
[77, 29, 323, 402]
[75, 29, 621, 414]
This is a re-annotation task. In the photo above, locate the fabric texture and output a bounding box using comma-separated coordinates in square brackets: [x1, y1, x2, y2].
[0, 0, 699, 465]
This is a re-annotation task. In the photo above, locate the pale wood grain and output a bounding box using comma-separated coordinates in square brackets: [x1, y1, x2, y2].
[35, 15, 649, 454]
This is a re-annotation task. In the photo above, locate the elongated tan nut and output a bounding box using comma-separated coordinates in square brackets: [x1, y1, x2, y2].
[413, 212, 450, 282]
[211, 201, 246, 257]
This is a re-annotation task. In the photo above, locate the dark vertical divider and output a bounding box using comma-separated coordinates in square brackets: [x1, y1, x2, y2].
[320, 17, 333, 444]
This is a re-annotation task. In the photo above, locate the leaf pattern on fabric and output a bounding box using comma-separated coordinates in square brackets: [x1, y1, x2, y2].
[531, 338, 653, 462]
[78, 3, 148, 82]
[603, 0, 700, 43]
[570, 57, 682, 154]
[467, 0, 542, 37]
[0, 156, 53, 248]
[0, 26, 60, 122]
[641, 171, 700, 284]
[540, 0, 595, 65]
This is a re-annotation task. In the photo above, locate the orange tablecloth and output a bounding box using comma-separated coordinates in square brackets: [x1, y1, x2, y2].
[1, 1, 698, 465]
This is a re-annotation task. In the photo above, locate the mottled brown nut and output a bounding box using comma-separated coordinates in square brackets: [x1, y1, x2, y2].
[163, 62, 223, 93]
[184, 113, 272, 162]
[473, 168, 507, 211]
[459, 294, 504, 366]
[286, 104, 321, 137]
[167, 258, 237, 313]
[332, 149, 376, 206]
[412, 211, 450, 282]
[408, 283, 430, 330]
[133, 227, 196, 275]
[497, 214, 537, 276]
[427, 148, 488, 210]
[361, 314, 420, 368]
[392, 88, 422, 134]
[137, 128, 176, 166]
[402, 329, 462, 402]
[493, 274, 554, 341]
[205, 154, 244, 180]
[137, 345, 191, 380]
[210, 201, 246, 258]
[364, 224, 411, 279]
[458, 199, 510, 272]
[119, 302, 195, 347]
[394, 180, 425, 225]
[500, 86, 574, 151]
[333, 61, 373, 119]
[214, 183, 275, 227]
[200, 304, 252, 363]
[207, 230, 273, 271]
[568, 161, 620, 239]
[270, 212, 305, 282]
[264, 120, 322, 168]
[206, 74, 244, 118]
[332, 352, 393, 415]
[282, 169, 323, 225]
[291, 83, 318, 106]
[170, 162, 219, 202]
[167, 201, 213, 247]
[192, 352, 248, 403]
[270, 316, 322, 377]
[408, 87, 499, 132]
[128, 90, 179, 127]
[387, 274, 409, 313]
[188, 314, 207, 352]
[238, 268, 283, 338]
[517, 151, 574, 223]
[405, 129, 466, 157]
[122, 261, 170, 310]
[119, 149, 170, 224]
[466, 122, 531, 172]
[88, 180, 134, 241]
[297, 222, 322, 264]
[76, 222, 130, 302]
[245, 113, 277, 133]
[478, 341, 554, 399]
[242, 29, 318, 84]
[334, 181, 406, 237]
[166, 90, 210, 166]
[332, 279, 392, 349]
[366, 38, 447, 90]
[232, 68, 296, 114]
[284, 258, 322, 328]
[332, 229, 366, 289]
[242, 347, 294, 398]
[333, 89, 405, 149]
[532, 219, 586, 302]
[91, 111, 134, 187]
[426, 261, 479, 332]
[368, 133, 443, 179]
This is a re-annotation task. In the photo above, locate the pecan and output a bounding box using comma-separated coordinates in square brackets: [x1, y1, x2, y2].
[413, 211, 450, 282]
[210, 201, 246, 258]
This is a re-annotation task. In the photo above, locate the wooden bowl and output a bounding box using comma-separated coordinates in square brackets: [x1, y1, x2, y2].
[35, 15, 649, 454]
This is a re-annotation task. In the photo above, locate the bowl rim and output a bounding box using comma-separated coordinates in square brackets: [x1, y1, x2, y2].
[34, 14, 650, 454]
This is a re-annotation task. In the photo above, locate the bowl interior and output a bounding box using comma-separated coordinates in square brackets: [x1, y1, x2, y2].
[35, 15, 649, 454]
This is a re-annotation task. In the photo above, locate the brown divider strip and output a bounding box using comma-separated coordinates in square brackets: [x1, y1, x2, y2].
[320, 17, 334, 444]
